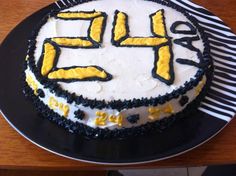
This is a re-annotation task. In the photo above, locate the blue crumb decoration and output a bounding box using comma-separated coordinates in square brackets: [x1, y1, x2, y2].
[127, 114, 140, 124]
[37, 89, 45, 98]
[179, 96, 189, 106]
[74, 109, 85, 120]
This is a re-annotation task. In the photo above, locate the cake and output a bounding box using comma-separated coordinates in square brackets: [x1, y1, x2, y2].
[23, 0, 212, 138]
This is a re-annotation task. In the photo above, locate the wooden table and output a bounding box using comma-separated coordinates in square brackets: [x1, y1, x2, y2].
[1, 0, 236, 172]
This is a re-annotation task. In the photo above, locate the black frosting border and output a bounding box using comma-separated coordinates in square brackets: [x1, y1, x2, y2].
[25, 0, 212, 111]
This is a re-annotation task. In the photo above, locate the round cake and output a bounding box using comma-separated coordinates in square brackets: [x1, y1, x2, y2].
[23, 0, 212, 138]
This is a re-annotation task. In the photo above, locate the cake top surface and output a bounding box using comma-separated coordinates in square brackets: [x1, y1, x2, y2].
[33, 0, 205, 101]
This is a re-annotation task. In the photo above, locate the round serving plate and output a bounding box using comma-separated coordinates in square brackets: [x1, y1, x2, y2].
[0, 0, 235, 164]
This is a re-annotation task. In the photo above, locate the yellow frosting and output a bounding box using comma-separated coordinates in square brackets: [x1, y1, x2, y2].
[41, 42, 56, 76]
[116, 115, 123, 127]
[96, 111, 108, 118]
[148, 104, 174, 120]
[49, 97, 58, 110]
[57, 11, 102, 19]
[156, 45, 171, 80]
[25, 55, 29, 61]
[48, 67, 108, 80]
[195, 77, 206, 96]
[108, 114, 123, 127]
[51, 38, 93, 47]
[26, 74, 38, 95]
[108, 115, 117, 123]
[151, 10, 166, 37]
[95, 111, 108, 126]
[113, 11, 127, 41]
[95, 112, 123, 127]
[90, 16, 105, 43]
[121, 37, 168, 46]
[163, 104, 174, 114]
[62, 105, 70, 117]
[148, 107, 161, 120]
[48, 97, 70, 117]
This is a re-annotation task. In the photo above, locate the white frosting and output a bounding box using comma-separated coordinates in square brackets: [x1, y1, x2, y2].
[34, 0, 204, 101]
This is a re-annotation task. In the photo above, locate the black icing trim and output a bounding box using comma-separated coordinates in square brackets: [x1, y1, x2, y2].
[127, 114, 140, 124]
[24, 0, 212, 111]
[37, 89, 45, 98]
[170, 21, 197, 35]
[176, 58, 209, 68]
[74, 109, 85, 120]
[179, 95, 189, 106]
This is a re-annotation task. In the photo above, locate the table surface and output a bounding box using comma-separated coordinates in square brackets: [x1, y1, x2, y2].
[0, 0, 236, 170]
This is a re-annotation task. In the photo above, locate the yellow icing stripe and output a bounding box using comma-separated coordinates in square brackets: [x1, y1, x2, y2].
[57, 11, 102, 19]
[156, 45, 171, 80]
[49, 97, 70, 117]
[51, 38, 93, 47]
[26, 74, 38, 95]
[90, 16, 105, 43]
[120, 37, 168, 46]
[151, 10, 166, 37]
[195, 76, 206, 96]
[113, 11, 127, 41]
[48, 67, 108, 80]
[41, 42, 56, 76]
[163, 104, 174, 114]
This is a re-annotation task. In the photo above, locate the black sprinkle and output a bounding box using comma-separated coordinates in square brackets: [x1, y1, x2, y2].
[74, 109, 85, 120]
[37, 89, 45, 98]
[127, 114, 140, 124]
[179, 96, 189, 106]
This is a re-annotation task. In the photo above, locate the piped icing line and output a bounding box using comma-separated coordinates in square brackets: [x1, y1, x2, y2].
[89, 15, 107, 43]
[37, 40, 61, 77]
[47, 66, 112, 82]
[152, 42, 175, 85]
[51, 37, 95, 48]
[150, 9, 168, 37]
[111, 9, 174, 85]
[56, 11, 102, 19]
[170, 21, 197, 35]
[111, 10, 129, 45]
[176, 58, 207, 68]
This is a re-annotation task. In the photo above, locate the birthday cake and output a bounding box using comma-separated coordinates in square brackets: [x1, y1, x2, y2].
[23, 0, 212, 138]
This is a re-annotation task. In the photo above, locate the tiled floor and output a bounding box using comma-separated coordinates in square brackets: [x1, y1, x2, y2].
[118, 167, 207, 176]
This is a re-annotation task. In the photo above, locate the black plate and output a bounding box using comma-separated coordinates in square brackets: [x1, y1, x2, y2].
[0, 1, 234, 164]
